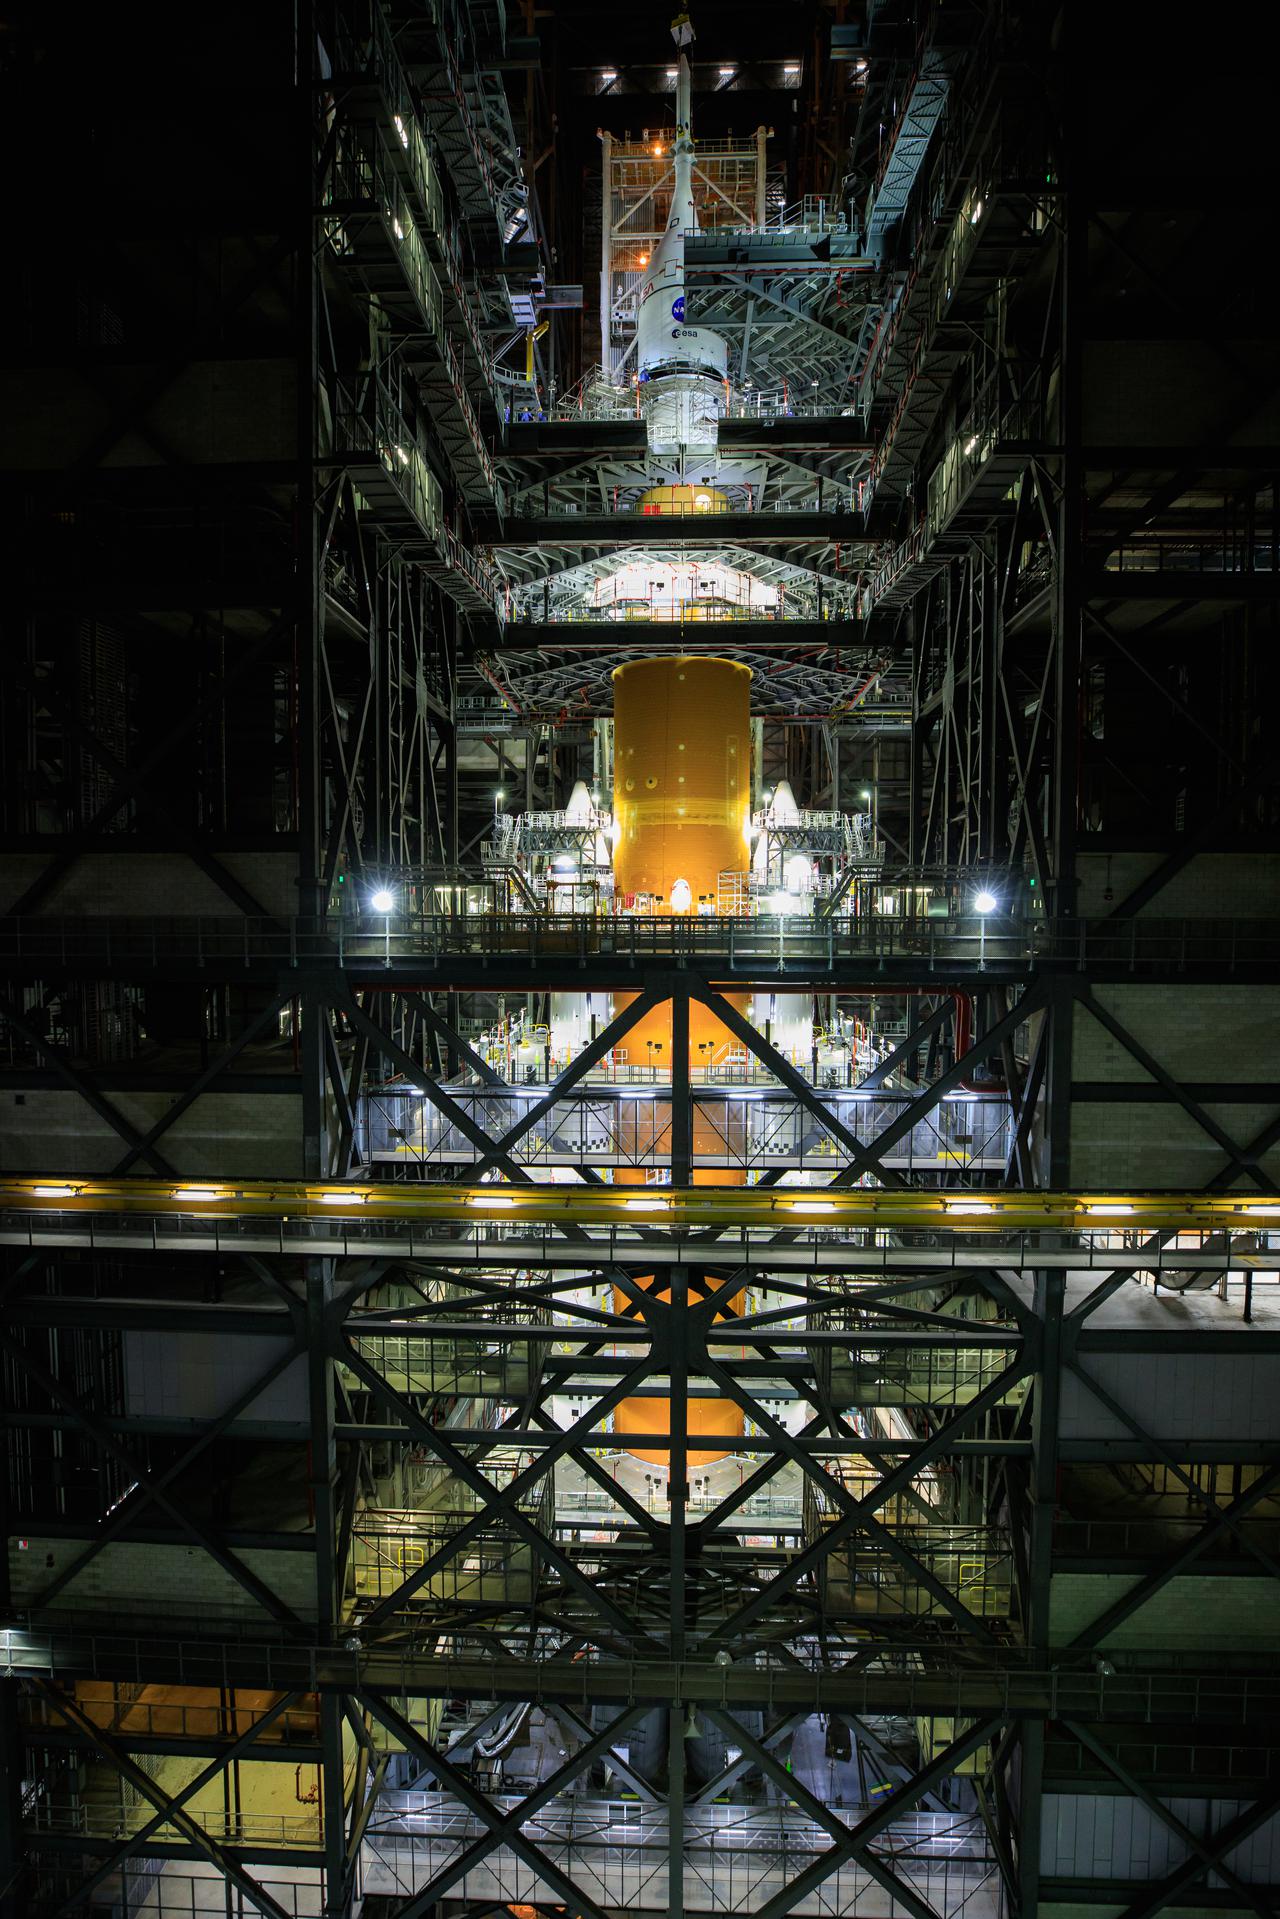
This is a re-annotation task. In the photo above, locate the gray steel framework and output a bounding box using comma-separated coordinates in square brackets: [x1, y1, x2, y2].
[6, 3, 1280, 1918]
[5, 1195, 1280, 1916]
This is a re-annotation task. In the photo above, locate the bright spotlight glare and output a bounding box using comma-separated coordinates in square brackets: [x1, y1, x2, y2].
[974, 890, 997, 915]
[370, 889, 395, 913]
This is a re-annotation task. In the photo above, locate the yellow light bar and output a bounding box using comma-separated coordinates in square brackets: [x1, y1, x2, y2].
[6, 1181, 1280, 1237]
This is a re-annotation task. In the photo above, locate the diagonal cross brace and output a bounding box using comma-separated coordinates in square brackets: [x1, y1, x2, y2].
[111, 992, 292, 1175]
[31, 1679, 294, 1919]
[0, 1328, 305, 1628]
[32, 1337, 304, 1610]
[340, 1339, 656, 1646]
[474, 985, 665, 1171]
[1077, 985, 1273, 1190]
[826, 983, 1043, 1187]
[1062, 1720, 1276, 1919]
[359, 1688, 628, 1919]
[0, 993, 176, 1177]
[708, 1706, 1001, 1919]
[857, 999, 955, 1091]
[690, 983, 907, 1187]
[1109, 1780, 1280, 1919]
[341, 988, 532, 1183]
[47, 1688, 302, 1918]
[706, 1352, 1028, 1647]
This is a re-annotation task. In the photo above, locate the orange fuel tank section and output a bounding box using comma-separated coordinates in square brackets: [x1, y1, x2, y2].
[612, 655, 751, 906]
[611, 656, 751, 1468]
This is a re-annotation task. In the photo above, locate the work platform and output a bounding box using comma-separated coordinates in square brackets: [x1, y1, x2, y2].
[0, 912, 1274, 989]
[481, 618, 876, 651]
[500, 417, 875, 460]
[480, 510, 869, 547]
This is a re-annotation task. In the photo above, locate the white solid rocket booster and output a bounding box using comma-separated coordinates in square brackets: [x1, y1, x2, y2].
[636, 53, 727, 462]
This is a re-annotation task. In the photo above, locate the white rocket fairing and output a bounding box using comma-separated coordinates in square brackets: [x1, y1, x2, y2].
[636, 53, 727, 462]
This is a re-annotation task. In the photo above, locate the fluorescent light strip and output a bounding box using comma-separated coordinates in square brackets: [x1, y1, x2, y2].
[789, 1201, 835, 1215]
[944, 1201, 994, 1215]
[468, 1194, 519, 1209]
[174, 1188, 226, 1202]
[1085, 1204, 1134, 1216]
[31, 1184, 77, 1199]
[625, 1198, 670, 1212]
[317, 1192, 368, 1206]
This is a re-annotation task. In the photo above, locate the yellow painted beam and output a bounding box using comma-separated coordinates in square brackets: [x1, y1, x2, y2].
[3, 1179, 1280, 1234]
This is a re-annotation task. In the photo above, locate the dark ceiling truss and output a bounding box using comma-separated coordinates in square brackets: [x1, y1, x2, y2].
[494, 440, 873, 537]
[482, 642, 894, 721]
[492, 534, 863, 601]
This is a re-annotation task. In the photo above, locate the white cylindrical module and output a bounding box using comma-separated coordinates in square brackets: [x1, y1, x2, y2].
[636, 52, 726, 459]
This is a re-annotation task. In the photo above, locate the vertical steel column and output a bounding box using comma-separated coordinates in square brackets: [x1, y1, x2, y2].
[0, 1686, 19, 1919]
[671, 983, 692, 1184]
[1018, 1265, 1064, 1916]
[307, 1261, 352, 1918]
[600, 129, 613, 374]
[1050, 53, 1083, 919]
[1042, 978, 1074, 1190]
[0, 1483, 20, 1919]
[297, 0, 323, 922]
[667, 1261, 689, 1918]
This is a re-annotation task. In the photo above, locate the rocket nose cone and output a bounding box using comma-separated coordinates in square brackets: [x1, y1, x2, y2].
[771, 779, 801, 824]
[565, 779, 594, 823]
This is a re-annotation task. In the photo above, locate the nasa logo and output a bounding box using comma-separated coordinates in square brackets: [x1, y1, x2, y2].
[672, 296, 685, 322]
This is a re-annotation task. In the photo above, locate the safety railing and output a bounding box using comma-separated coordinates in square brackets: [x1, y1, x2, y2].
[1098, 534, 1278, 577]
[20, 1690, 320, 1745]
[2, 912, 1276, 974]
[1053, 1514, 1280, 1558]
[506, 597, 857, 624]
[516, 491, 860, 520]
[345, 1330, 536, 1397]
[350, 1512, 545, 1610]
[25, 1801, 322, 1848]
[361, 1088, 1015, 1177]
[7, 1622, 1280, 1726]
[808, 1521, 1015, 1618]
[363, 1805, 998, 1918]
[24, 1864, 325, 1917]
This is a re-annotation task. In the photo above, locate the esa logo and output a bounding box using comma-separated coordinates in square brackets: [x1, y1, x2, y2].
[671, 296, 686, 322]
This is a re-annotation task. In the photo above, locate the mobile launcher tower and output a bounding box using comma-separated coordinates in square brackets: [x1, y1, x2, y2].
[477, 653, 890, 1786]
[503, 656, 856, 1462]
